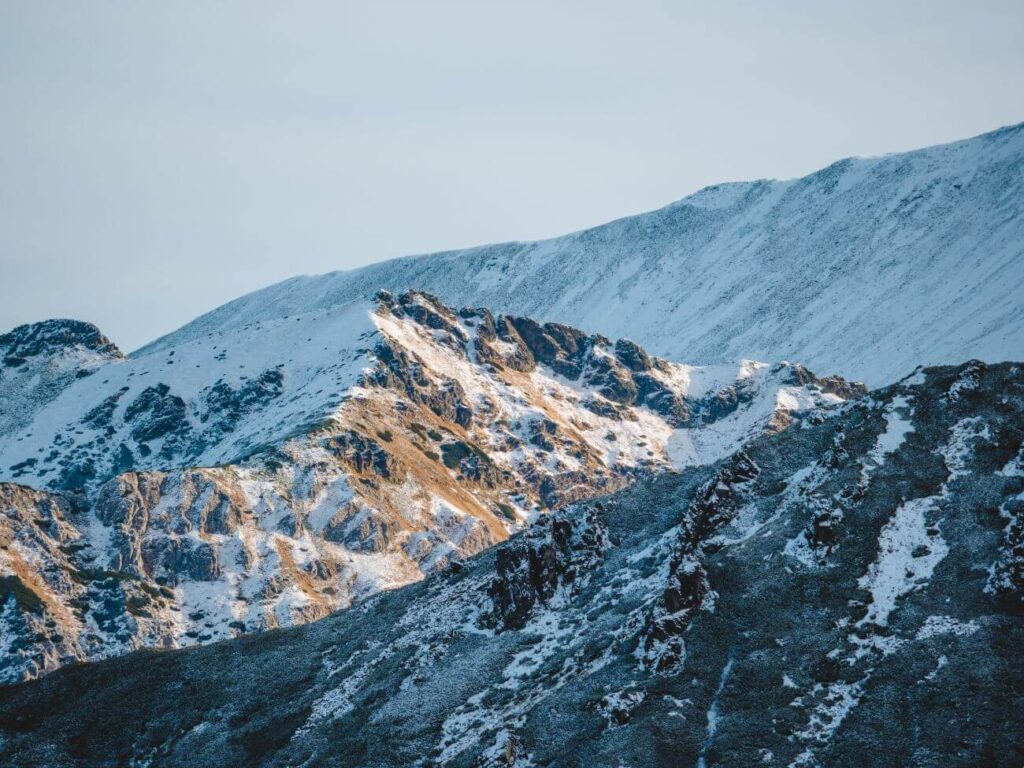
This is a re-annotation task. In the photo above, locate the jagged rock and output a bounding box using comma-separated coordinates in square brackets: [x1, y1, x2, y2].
[989, 494, 1024, 608]
[323, 431, 405, 481]
[613, 339, 652, 373]
[0, 291, 858, 681]
[641, 451, 760, 671]
[0, 319, 121, 364]
[509, 317, 590, 379]
[784, 362, 869, 400]
[323, 506, 400, 553]
[201, 367, 285, 433]
[144, 536, 220, 584]
[483, 506, 608, 631]
[584, 353, 638, 404]
[123, 384, 189, 446]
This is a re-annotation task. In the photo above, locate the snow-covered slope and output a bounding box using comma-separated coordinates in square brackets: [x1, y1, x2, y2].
[142, 122, 1024, 385]
[0, 292, 855, 682]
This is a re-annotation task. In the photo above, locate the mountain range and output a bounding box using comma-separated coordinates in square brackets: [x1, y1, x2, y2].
[1, 122, 1023, 766]
[0, 290, 852, 683]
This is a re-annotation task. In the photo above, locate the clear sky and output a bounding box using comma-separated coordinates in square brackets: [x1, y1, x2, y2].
[2, 1, 1022, 352]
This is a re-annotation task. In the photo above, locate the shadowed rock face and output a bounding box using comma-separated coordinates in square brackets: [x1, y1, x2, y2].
[640, 450, 761, 673]
[483, 506, 609, 632]
[0, 361, 1020, 767]
[0, 290, 860, 684]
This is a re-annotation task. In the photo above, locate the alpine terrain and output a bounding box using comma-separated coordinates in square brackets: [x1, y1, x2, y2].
[0, 291, 853, 683]
[1, 361, 1021, 766]
[0, 122, 1022, 768]
[145, 122, 1024, 386]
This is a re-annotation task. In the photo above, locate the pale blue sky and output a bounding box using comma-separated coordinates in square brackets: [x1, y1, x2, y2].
[2, 1, 1023, 351]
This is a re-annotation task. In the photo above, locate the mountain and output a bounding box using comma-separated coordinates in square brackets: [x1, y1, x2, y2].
[2, 360, 1020, 767]
[141, 123, 1024, 386]
[0, 320, 123, 439]
[0, 292, 855, 683]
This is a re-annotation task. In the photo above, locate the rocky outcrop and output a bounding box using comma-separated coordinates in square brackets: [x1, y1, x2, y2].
[0, 319, 121, 366]
[368, 339, 474, 428]
[0, 320, 124, 440]
[322, 431, 405, 481]
[483, 506, 608, 631]
[641, 451, 760, 671]
[200, 367, 286, 434]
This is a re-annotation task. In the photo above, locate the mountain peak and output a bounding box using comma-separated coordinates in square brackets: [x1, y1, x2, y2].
[0, 319, 122, 365]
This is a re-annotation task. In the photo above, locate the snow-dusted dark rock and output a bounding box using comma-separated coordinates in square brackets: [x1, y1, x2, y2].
[0, 320, 123, 439]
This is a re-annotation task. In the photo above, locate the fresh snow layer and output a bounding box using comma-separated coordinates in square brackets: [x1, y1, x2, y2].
[139, 123, 1024, 386]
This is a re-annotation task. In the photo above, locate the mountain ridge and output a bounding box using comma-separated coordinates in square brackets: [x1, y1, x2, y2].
[0, 291, 854, 683]
[136, 121, 1024, 385]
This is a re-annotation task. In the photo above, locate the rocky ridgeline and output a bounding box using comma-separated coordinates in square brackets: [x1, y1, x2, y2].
[0, 361, 1020, 766]
[0, 292, 858, 683]
[0, 320, 121, 366]
[640, 450, 761, 673]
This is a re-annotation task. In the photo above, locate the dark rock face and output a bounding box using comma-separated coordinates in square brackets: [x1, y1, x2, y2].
[91, 471, 245, 583]
[322, 506, 400, 552]
[508, 317, 592, 379]
[201, 368, 286, 434]
[692, 379, 758, 423]
[144, 536, 221, 584]
[124, 384, 190, 446]
[93, 472, 166, 578]
[785, 362, 869, 400]
[322, 431, 404, 481]
[0, 319, 122, 365]
[483, 506, 608, 631]
[987, 457, 1024, 608]
[641, 451, 760, 672]
[613, 339, 652, 373]
[1, 362, 1019, 768]
[584, 352, 639, 404]
[368, 339, 474, 428]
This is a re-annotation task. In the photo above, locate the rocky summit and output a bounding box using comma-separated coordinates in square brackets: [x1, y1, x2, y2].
[0, 291, 853, 683]
[0, 360, 1021, 766]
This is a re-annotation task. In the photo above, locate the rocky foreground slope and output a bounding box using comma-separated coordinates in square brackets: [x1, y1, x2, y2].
[0, 292, 853, 683]
[1, 360, 1020, 767]
[143, 123, 1024, 385]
